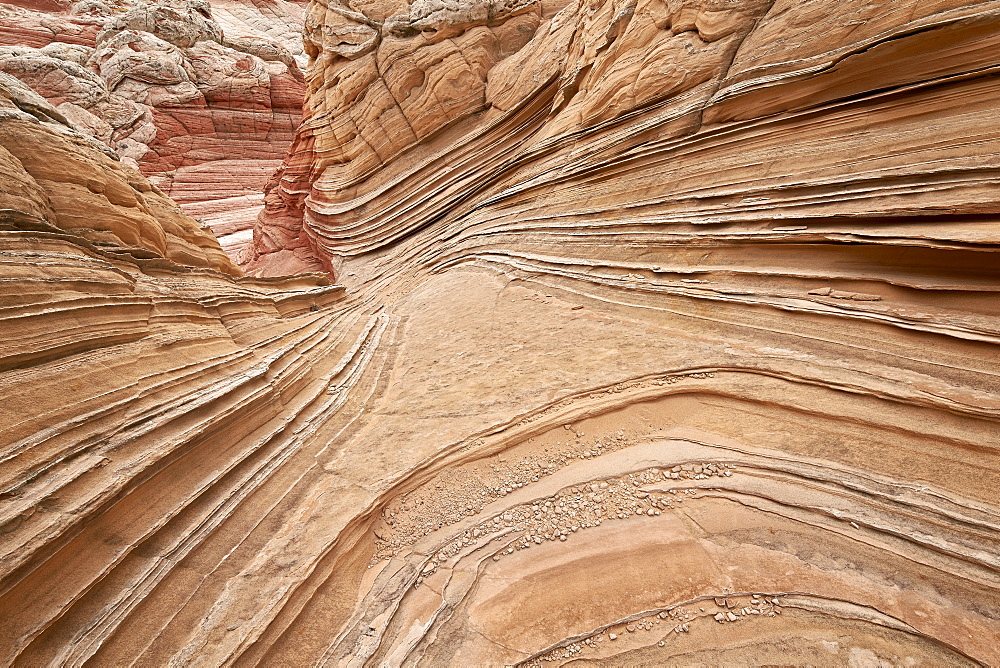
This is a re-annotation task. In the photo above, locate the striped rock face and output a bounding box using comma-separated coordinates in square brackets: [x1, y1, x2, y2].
[2, 0, 1000, 665]
[0, 0, 310, 262]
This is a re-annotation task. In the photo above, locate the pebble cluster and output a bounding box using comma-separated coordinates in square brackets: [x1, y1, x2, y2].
[710, 594, 784, 622]
[654, 371, 715, 385]
[413, 462, 738, 583]
[529, 594, 784, 664]
[371, 370, 726, 565]
[373, 427, 638, 561]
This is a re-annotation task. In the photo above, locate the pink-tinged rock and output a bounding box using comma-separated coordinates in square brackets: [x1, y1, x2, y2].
[0, 0, 306, 266]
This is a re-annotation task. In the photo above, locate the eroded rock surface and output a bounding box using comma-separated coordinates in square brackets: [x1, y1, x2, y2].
[0, 71, 238, 271]
[0, 0, 308, 261]
[1, 0, 999, 665]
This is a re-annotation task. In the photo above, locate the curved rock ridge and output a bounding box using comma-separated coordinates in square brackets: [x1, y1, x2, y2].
[0, 0, 308, 261]
[248, 0, 1000, 273]
[0, 0, 999, 666]
[0, 74, 346, 665]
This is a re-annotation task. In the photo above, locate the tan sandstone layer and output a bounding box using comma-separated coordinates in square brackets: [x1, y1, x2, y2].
[1, 0, 1000, 665]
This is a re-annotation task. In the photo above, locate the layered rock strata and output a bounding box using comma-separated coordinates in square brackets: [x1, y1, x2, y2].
[1, 0, 1000, 665]
[0, 77, 346, 665]
[0, 71, 238, 272]
[0, 0, 308, 261]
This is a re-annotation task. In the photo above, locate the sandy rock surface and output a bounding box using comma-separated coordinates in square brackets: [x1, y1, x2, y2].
[0, 0, 999, 665]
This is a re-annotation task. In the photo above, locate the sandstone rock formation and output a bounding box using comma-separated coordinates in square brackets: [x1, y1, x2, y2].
[2, 0, 1000, 665]
[0, 71, 238, 271]
[0, 0, 308, 261]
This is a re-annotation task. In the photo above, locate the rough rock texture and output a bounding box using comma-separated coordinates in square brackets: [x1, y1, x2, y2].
[2, 0, 1000, 665]
[0, 71, 238, 272]
[0, 70, 345, 665]
[0, 0, 308, 260]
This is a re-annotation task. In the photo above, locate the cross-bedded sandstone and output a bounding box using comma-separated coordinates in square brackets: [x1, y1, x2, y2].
[1, 0, 999, 665]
